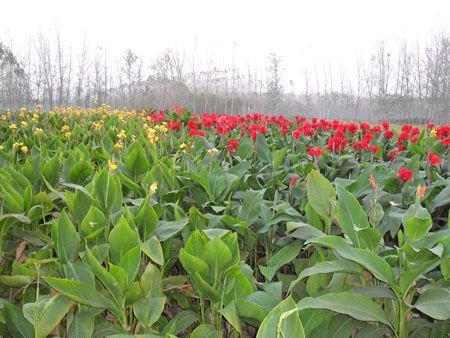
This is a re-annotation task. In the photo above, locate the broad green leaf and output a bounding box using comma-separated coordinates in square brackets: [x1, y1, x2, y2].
[238, 189, 264, 224]
[3, 303, 34, 338]
[133, 296, 166, 328]
[336, 185, 369, 246]
[190, 324, 222, 338]
[23, 294, 73, 338]
[307, 236, 396, 287]
[154, 218, 189, 241]
[42, 276, 123, 322]
[204, 236, 232, 278]
[403, 201, 432, 241]
[297, 292, 392, 327]
[125, 143, 149, 180]
[307, 170, 336, 220]
[220, 301, 241, 333]
[68, 307, 102, 338]
[260, 241, 301, 281]
[118, 246, 141, 285]
[255, 132, 273, 164]
[414, 288, 450, 320]
[54, 210, 80, 264]
[108, 216, 140, 263]
[141, 236, 164, 265]
[289, 260, 362, 292]
[257, 296, 305, 338]
[80, 205, 106, 238]
[136, 198, 158, 241]
[140, 263, 163, 298]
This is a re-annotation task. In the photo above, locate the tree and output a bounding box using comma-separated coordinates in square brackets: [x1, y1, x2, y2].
[266, 53, 283, 114]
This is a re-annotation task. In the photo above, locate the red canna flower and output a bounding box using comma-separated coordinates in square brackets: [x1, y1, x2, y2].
[384, 130, 394, 139]
[290, 175, 299, 187]
[168, 121, 181, 130]
[441, 138, 450, 145]
[369, 146, 379, 153]
[398, 168, 414, 183]
[307, 146, 323, 157]
[428, 152, 441, 166]
[227, 139, 240, 153]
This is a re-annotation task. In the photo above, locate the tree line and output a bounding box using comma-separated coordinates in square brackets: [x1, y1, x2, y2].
[0, 31, 449, 123]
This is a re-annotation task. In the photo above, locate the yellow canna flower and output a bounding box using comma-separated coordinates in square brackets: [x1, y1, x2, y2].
[9, 124, 17, 132]
[108, 158, 117, 172]
[65, 132, 72, 138]
[117, 130, 127, 139]
[34, 128, 43, 136]
[20, 146, 28, 154]
[20, 121, 28, 128]
[149, 181, 158, 195]
[13, 142, 22, 150]
[114, 141, 123, 151]
[430, 129, 437, 136]
[61, 125, 70, 133]
[207, 148, 219, 156]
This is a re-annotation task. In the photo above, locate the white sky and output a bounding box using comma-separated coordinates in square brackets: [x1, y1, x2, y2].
[1, 0, 449, 91]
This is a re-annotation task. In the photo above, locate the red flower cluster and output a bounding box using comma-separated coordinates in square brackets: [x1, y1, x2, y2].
[327, 136, 347, 153]
[307, 146, 323, 157]
[398, 168, 414, 183]
[227, 139, 239, 153]
[428, 152, 441, 166]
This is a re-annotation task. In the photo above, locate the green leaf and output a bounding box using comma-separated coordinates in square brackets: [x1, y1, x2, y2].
[220, 301, 241, 333]
[142, 236, 164, 265]
[209, 168, 227, 200]
[336, 185, 369, 246]
[257, 296, 305, 338]
[68, 307, 102, 338]
[154, 218, 189, 241]
[260, 241, 301, 281]
[289, 260, 362, 292]
[23, 294, 73, 338]
[307, 236, 396, 287]
[3, 303, 34, 338]
[190, 324, 223, 338]
[414, 288, 450, 320]
[54, 210, 80, 264]
[80, 205, 106, 238]
[255, 132, 273, 164]
[108, 216, 140, 263]
[403, 201, 432, 241]
[119, 246, 141, 285]
[84, 247, 124, 307]
[93, 170, 122, 214]
[42, 276, 123, 322]
[204, 236, 232, 278]
[42, 155, 60, 187]
[136, 198, 158, 241]
[307, 170, 336, 221]
[238, 189, 264, 224]
[297, 292, 392, 328]
[140, 263, 163, 298]
[133, 296, 166, 328]
[125, 143, 150, 180]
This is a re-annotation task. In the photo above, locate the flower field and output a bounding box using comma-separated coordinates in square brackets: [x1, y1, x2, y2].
[0, 105, 450, 337]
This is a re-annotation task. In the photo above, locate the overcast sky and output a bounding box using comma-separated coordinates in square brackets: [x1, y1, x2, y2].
[1, 0, 449, 90]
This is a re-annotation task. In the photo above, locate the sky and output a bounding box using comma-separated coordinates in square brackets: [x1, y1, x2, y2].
[1, 0, 449, 91]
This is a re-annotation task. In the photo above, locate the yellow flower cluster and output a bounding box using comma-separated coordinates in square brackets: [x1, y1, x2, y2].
[20, 121, 28, 128]
[117, 130, 127, 139]
[34, 128, 43, 136]
[115, 141, 124, 151]
[61, 125, 70, 133]
[9, 124, 17, 132]
[13, 142, 28, 153]
[108, 158, 117, 172]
